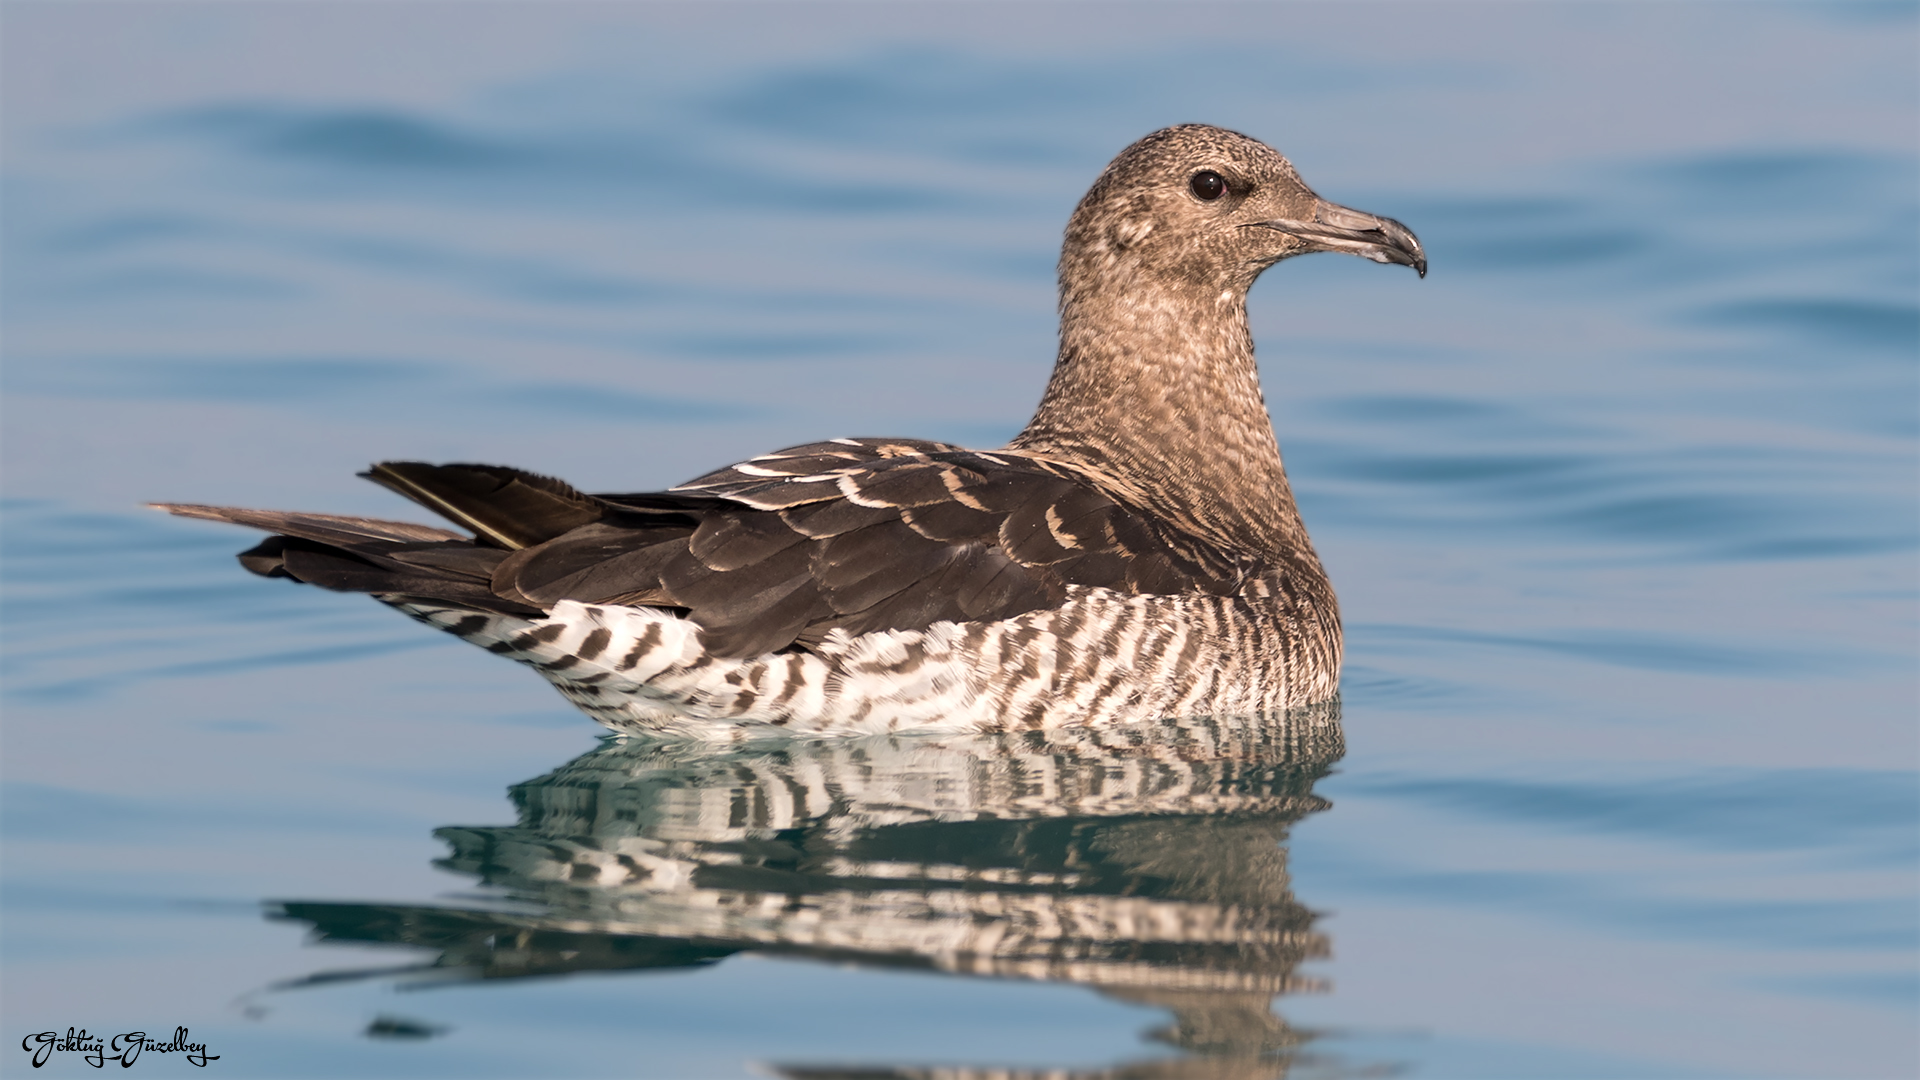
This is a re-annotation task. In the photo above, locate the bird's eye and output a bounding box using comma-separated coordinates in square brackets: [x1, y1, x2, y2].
[1189, 170, 1228, 201]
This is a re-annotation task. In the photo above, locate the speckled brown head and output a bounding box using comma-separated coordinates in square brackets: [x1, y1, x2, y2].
[1016, 124, 1423, 564]
[1061, 124, 1424, 303]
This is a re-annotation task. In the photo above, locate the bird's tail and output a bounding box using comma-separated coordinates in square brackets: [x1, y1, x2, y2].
[150, 461, 613, 616]
[150, 500, 536, 615]
[356, 462, 605, 550]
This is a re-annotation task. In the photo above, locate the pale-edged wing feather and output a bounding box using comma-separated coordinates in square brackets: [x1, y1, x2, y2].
[532, 437, 1242, 656]
[160, 438, 1245, 660]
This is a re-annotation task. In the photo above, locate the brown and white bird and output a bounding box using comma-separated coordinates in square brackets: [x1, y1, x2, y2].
[156, 124, 1424, 738]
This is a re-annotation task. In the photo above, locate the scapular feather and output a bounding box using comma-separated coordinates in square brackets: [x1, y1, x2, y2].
[1000, 499, 1076, 566]
[900, 500, 1000, 543]
[780, 499, 897, 539]
[843, 461, 960, 508]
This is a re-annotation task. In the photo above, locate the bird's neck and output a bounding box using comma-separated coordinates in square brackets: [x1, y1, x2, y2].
[1009, 281, 1310, 559]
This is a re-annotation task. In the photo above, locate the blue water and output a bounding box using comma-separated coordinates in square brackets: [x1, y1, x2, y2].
[3, 4, 1916, 1077]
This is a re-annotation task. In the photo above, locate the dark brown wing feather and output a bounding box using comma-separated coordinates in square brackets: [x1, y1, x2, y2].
[360, 462, 605, 549]
[156, 439, 1243, 658]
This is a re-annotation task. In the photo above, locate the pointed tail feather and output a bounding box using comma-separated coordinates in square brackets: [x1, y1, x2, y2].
[359, 462, 607, 550]
[150, 503, 465, 545]
[150, 502, 543, 616]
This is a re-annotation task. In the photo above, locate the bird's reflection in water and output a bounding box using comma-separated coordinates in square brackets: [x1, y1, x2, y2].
[269, 701, 1349, 1079]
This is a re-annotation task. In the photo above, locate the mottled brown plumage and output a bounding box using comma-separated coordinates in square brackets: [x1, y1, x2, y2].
[153, 124, 1423, 733]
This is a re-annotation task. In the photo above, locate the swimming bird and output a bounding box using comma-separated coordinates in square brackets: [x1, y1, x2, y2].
[155, 124, 1423, 738]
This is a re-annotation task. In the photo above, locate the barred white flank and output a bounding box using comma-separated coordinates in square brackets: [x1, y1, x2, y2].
[389, 586, 1339, 738]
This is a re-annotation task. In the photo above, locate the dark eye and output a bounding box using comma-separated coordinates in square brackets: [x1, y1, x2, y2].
[1189, 170, 1228, 201]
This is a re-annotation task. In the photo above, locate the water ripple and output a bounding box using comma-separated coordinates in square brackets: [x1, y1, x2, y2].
[1351, 768, 1920, 860]
[1328, 862, 1912, 951]
[1693, 297, 1920, 352]
[1359, 623, 1871, 677]
[155, 104, 521, 172]
[8, 356, 748, 422]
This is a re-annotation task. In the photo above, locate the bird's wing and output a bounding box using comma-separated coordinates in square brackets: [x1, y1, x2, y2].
[158, 441, 1246, 659]
[498, 437, 1244, 657]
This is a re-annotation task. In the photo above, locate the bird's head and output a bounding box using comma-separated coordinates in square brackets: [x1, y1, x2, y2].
[1062, 124, 1425, 301]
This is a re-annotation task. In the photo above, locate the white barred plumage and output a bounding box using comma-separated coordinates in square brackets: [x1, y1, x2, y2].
[394, 579, 1339, 738]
